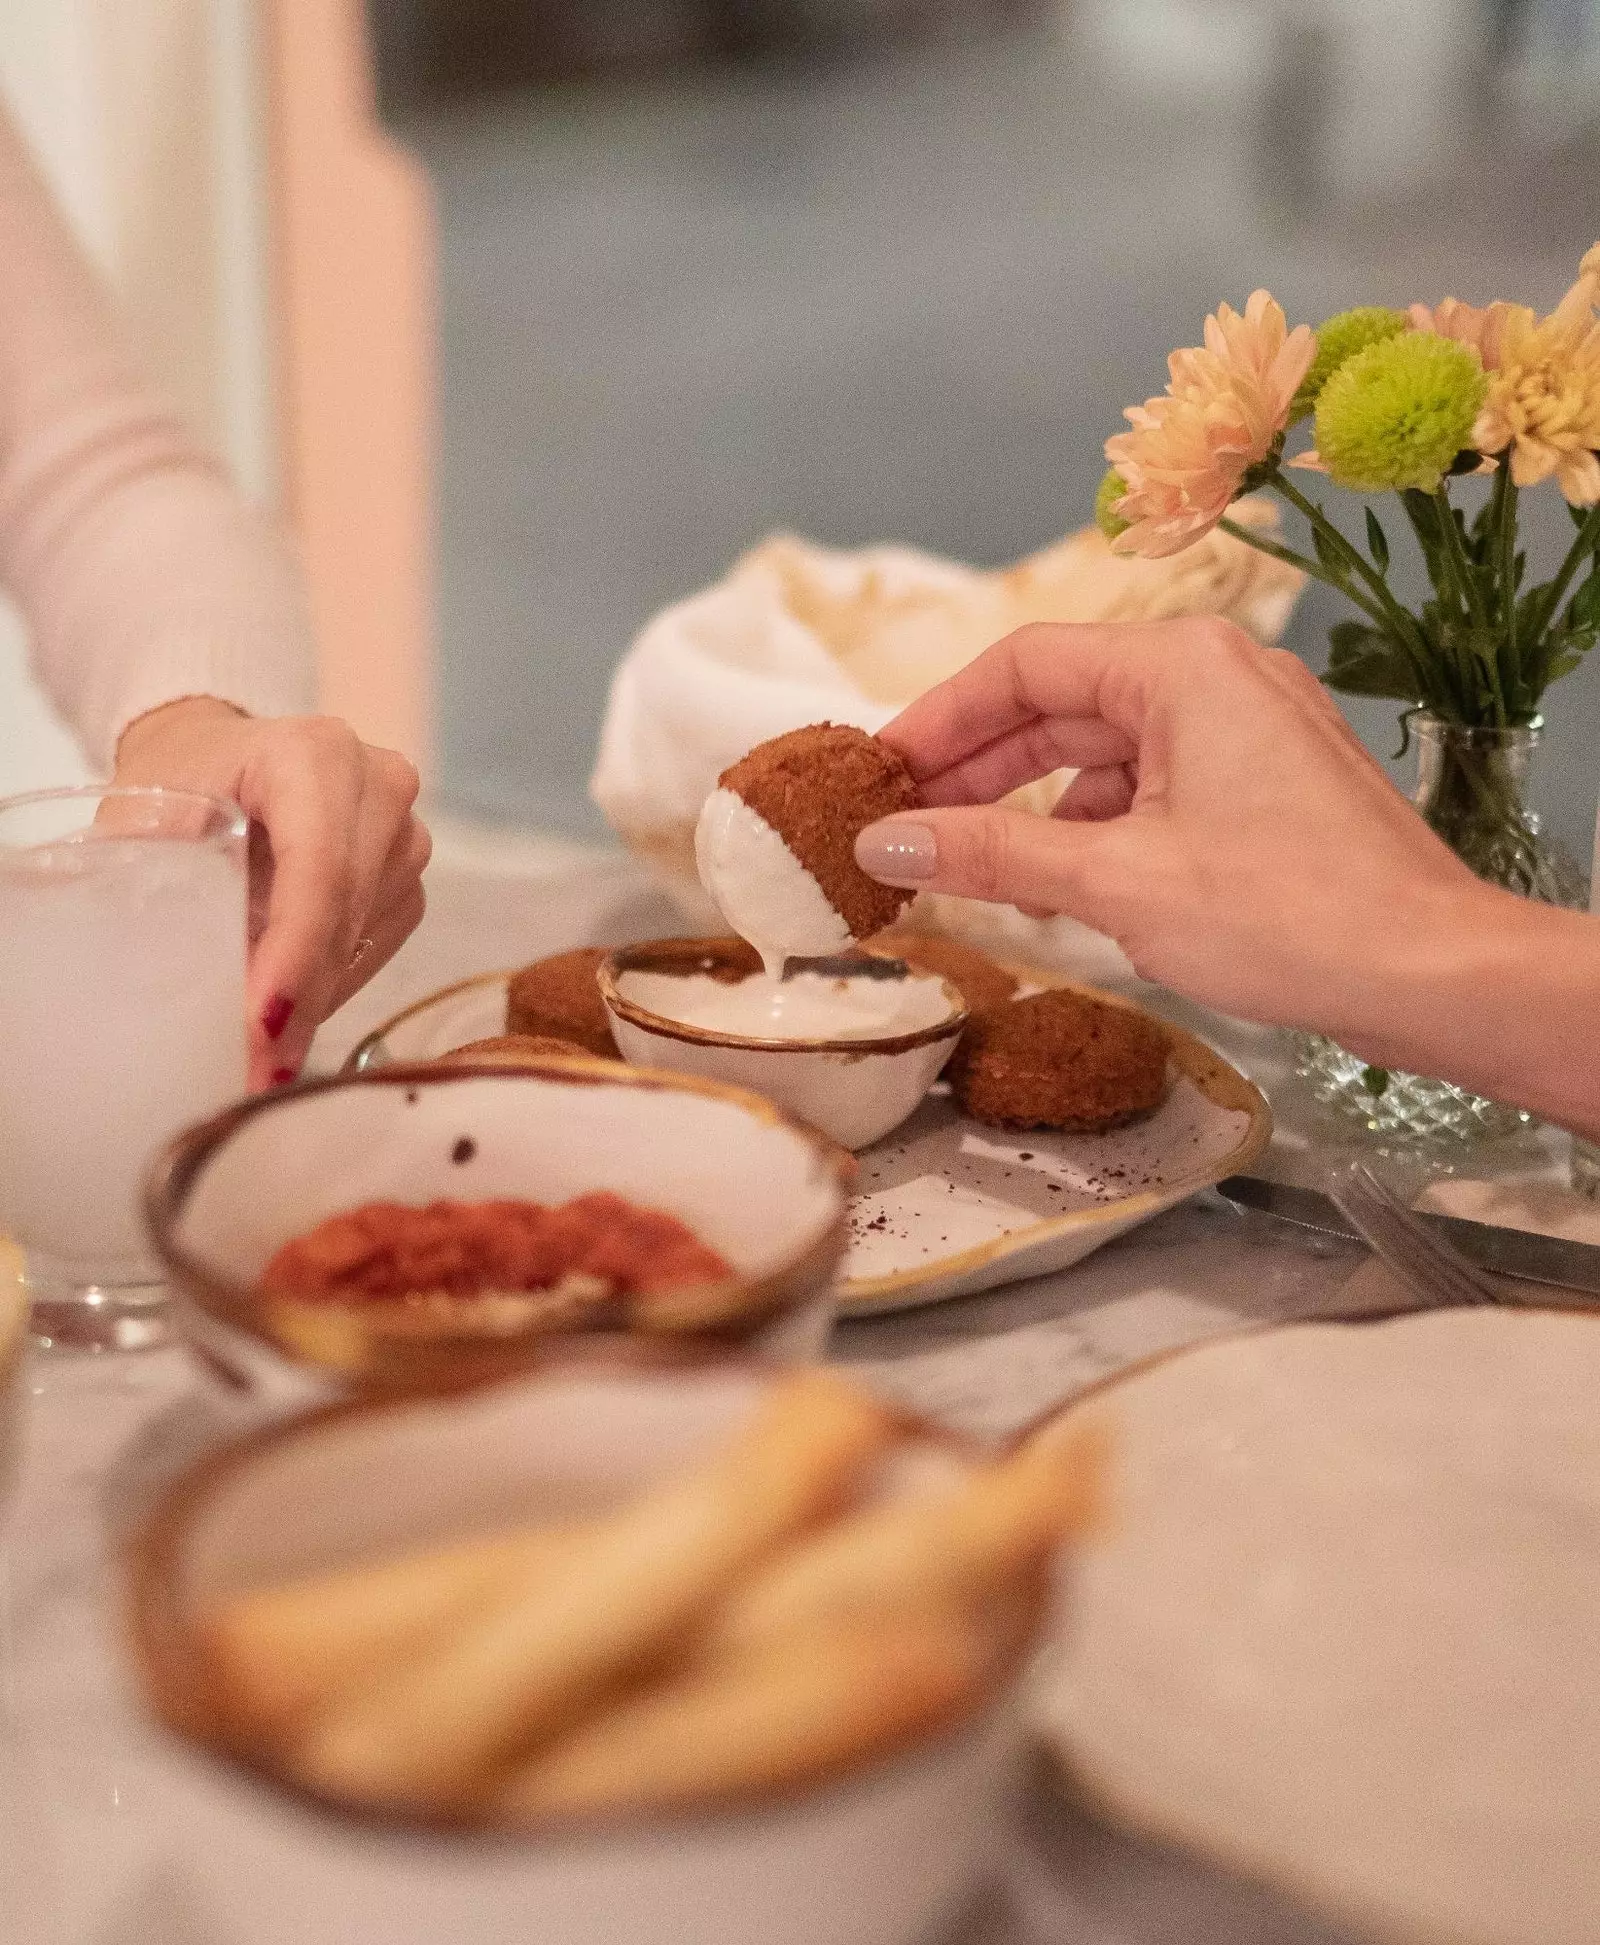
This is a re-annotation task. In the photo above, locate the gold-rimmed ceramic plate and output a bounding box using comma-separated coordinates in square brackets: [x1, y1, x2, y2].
[347, 959, 1271, 1316]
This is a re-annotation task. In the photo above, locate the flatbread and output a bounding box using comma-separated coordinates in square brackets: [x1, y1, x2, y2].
[1031, 1309, 1600, 1945]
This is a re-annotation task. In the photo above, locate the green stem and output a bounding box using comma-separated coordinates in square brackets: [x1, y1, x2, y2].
[1393, 490, 1474, 719]
[1216, 516, 1392, 632]
[1420, 487, 1470, 635]
[1490, 459, 1518, 648]
[1490, 460, 1521, 715]
[1269, 472, 1432, 661]
[1433, 483, 1491, 634]
[1432, 482, 1504, 725]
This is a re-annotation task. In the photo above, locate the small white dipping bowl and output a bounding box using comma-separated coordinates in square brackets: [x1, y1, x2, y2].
[144, 1059, 852, 1414]
[126, 1355, 1032, 1945]
[599, 939, 967, 1152]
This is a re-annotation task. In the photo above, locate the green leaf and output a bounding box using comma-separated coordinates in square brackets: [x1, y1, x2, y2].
[1364, 507, 1390, 574]
[1514, 549, 1527, 590]
[1312, 518, 1345, 575]
[1399, 488, 1448, 583]
[1568, 571, 1600, 632]
[1324, 621, 1418, 701]
[1517, 581, 1559, 644]
[1522, 619, 1598, 699]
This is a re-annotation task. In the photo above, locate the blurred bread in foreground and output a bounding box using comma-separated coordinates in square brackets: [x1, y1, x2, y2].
[193, 1372, 1103, 1824]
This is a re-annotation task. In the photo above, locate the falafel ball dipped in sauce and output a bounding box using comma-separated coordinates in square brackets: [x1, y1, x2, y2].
[695, 724, 920, 975]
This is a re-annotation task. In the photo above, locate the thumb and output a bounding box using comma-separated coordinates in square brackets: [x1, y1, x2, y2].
[854, 806, 1107, 916]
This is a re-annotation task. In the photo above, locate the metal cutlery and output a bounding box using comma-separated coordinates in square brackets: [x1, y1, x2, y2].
[1324, 1160, 1504, 1309]
[1216, 1172, 1600, 1301]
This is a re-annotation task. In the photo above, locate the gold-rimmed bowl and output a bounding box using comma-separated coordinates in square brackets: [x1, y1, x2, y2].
[125, 1351, 1038, 1945]
[144, 1059, 853, 1414]
[597, 938, 967, 1152]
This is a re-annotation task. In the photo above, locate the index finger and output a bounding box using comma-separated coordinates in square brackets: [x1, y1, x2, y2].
[241, 743, 362, 1036]
[878, 621, 1178, 785]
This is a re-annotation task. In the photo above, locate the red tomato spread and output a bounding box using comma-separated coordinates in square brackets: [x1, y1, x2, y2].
[261, 1192, 731, 1302]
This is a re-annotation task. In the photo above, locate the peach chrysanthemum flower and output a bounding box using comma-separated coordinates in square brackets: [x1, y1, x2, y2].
[1473, 277, 1600, 504]
[1581, 242, 1600, 283]
[1407, 297, 1513, 373]
[1104, 290, 1315, 558]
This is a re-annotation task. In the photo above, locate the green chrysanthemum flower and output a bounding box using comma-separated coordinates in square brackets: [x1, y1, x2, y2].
[1094, 468, 1130, 539]
[1290, 306, 1409, 423]
[1313, 333, 1488, 494]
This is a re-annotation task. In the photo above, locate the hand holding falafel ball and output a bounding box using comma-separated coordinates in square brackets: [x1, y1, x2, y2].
[694, 724, 922, 973]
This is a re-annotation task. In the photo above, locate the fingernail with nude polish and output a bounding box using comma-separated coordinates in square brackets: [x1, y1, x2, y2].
[271, 1066, 298, 1088]
[262, 994, 295, 1041]
[855, 821, 938, 886]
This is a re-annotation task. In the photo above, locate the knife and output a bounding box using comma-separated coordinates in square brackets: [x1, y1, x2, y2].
[1215, 1174, 1600, 1299]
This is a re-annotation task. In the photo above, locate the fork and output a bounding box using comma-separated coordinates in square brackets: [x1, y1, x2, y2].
[1326, 1160, 1504, 1309]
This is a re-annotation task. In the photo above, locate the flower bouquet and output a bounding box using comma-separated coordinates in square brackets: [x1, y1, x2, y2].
[1097, 245, 1600, 1143]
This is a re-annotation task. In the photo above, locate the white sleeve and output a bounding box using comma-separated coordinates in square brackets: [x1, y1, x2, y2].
[0, 98, 315, 774]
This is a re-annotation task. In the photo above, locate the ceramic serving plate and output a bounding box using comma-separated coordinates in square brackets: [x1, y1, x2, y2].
[348, 961, 1270, 1317]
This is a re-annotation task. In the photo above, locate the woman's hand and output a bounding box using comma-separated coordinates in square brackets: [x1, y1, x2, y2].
[113, 698, 431, 1087]
[854, 619, 1504, 1055]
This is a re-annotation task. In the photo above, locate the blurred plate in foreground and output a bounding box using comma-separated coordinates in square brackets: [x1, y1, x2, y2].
[1029, 1307, 1600, 1945]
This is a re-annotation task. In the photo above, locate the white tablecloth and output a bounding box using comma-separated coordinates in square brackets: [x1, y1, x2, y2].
[1, 828, 1574, 1945]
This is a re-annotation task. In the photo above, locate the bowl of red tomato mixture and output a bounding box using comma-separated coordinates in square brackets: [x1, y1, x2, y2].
[144, 1054, 853, 1414]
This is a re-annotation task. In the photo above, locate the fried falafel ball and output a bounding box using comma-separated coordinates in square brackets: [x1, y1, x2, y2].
[436, 1033, 597, 1067]
[505, 946, 616, 1057]
[695, 723, 921, 964]
[949, 988, 1170, 1131]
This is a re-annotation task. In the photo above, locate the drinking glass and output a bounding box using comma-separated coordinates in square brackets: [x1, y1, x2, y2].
[0, 786, 248, 1350]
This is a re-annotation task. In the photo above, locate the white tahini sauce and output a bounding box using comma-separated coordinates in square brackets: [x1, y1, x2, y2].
[618, 968, 955, 1043]
[694, 787, 853, 976]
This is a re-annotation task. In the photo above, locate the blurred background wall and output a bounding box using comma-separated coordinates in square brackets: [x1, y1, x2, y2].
[367, 0, 1600, 863]
[1, 1, 1596, 867]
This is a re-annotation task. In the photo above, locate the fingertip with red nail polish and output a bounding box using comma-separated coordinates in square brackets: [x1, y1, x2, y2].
[261, 994, 295, 1041]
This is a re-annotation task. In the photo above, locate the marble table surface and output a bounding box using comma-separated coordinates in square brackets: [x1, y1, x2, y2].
[0, 827, 1578, 1945]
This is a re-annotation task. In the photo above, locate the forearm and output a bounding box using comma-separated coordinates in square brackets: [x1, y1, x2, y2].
[13, 466, 316, 771]
[0, 103, 314, 771]
[1328, 885, 1600, 1141]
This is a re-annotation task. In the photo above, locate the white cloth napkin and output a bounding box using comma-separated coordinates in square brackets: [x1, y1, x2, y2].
[590, 509, 1305, 940]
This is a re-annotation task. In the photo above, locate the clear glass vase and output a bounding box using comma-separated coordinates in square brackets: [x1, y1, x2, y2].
[1296, 714, 1588, 1146]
